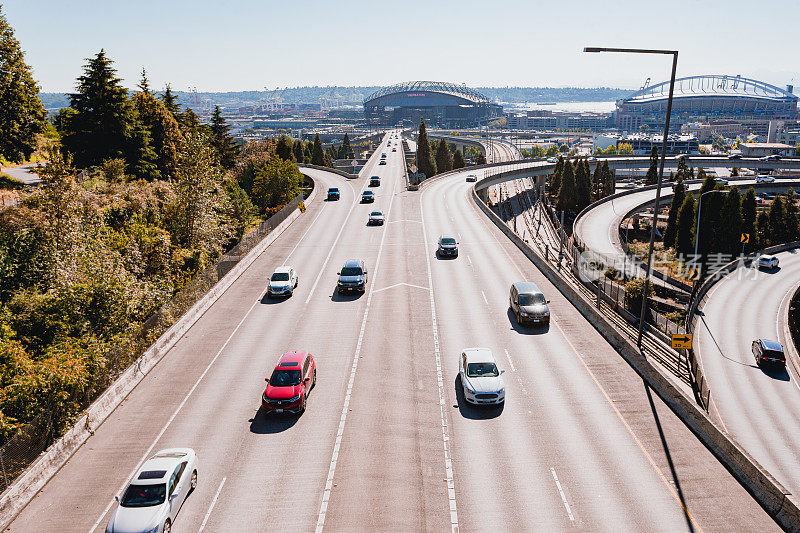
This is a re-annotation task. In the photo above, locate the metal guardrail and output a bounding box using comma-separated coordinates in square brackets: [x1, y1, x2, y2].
[0, 188, 310, 495]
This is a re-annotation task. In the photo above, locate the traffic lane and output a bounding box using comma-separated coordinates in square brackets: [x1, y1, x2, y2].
[322, 188, 451, 531]
[6, 169, 355, 532]
[694, 250, 800, 494]
[192, 136, 403, 530]
[426, 174, 776, 531]
[426, 180, 696, 531]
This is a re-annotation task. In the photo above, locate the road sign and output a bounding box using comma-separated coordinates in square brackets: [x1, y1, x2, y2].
[741, 233, 750, 243]
[671, 334, 693, 350]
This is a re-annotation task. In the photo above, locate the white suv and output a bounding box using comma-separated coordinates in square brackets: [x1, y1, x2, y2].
[459, 348, 505, 405]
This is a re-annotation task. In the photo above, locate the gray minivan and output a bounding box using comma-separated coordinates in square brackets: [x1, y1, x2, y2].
[509, 281, 550, 326]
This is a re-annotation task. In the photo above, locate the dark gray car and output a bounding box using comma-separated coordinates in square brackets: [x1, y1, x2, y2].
[337, 259, 368, 293]
[509, 281, 550, 326]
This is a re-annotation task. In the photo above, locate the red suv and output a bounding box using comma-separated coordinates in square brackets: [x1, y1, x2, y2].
[262, 350, 316, 414]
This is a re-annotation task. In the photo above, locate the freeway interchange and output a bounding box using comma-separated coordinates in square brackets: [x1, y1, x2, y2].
[8, 133, 781, 532]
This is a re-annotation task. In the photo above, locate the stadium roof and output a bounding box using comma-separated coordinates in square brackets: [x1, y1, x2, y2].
[365, 81, 491, 105]
[621, 75, 798, 104]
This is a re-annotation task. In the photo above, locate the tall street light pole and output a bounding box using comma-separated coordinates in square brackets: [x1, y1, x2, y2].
[584, 46, 678, 348]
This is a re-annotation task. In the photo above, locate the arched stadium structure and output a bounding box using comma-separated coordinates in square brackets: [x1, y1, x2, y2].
[364, 81, 502, 127]
[616, 74, 798, 130]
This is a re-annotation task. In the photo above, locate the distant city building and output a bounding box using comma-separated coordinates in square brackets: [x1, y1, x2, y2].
[507, 111, 611, 131]
[616, 75, 798, 132]
[681, 120, 748, 141]
[738, 143, 794, 158]
[593, 133, 699, 155]
[363, 81, 502, 127]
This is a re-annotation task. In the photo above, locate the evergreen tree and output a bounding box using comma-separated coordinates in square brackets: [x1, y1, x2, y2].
[453, 149, 465, 169]
[696, 168, 707, 182]
[663, 180, 685, 249]
[757, 211, 770, 247]
[645, 146, 659, 185]
[676, 156, 690, 181]
[137, 68, 150, 94]
[550, 156, 564, 195]
[0, 6, 47, 163]
[602, 161, 614, 197]
[435, 139, 453, 174]
[292, 139, 305, 163]
[304, 142, 313, 164]
[63, 50, 155, 177]
[416, 119, 436, 178]
[133, 89, 182, 179]
[719, 187, 742, 255]
[160, 83, 181, 118]
[591, 159, 605, 201]
[311, 134, 325, 166]
[325, 145, 337, 167]
[210, 106, 238, 169]
[768, 196, 789, 244]
[785, 189, 800, 242]
[474, 152, 486, 165]
[338, 133, 353, 159]
[731, 166, 739, 177]
[741, 187, 758, 253]
[275, 135, 294, 162]
[556, 159, 576, 213]
[574, 157, 591, 210]
[675, 195, 696, 257]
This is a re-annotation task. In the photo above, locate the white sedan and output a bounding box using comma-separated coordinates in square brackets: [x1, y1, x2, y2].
[755, 175, 776, 183]
[459, 348, 505, 405]
[368, 211, 385, 225]
[756, 255, 779, 270]
[107, 448, 198, 533]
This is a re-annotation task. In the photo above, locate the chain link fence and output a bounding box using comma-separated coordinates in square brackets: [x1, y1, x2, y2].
[0, 189, 307, 494]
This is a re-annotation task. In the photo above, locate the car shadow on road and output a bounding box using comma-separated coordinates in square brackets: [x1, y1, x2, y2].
[249, 408, 299, 434]
[331, 290, 364, 302]
[506, 308, 550, 335]
[260, 293, 292, 305]
[453, 375, 503, 420]
[760, 366, 790, 381]
[435, 251, 458, 260]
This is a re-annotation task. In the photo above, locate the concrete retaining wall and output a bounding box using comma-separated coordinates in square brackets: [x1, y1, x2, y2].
[472, 185, 800, 530]
[0, 177, 320, 528]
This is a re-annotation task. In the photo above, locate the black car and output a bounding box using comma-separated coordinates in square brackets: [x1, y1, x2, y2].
[361, 190, 375, 203]
[437, 235, 459, 257]
[327, 187, 340, 200]
[752, 339, 785, 369]
[370, 176, 381, 187]
[337, 259, 368, 293]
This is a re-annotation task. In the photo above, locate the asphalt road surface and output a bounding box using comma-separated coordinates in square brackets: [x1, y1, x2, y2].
[694, 249, 800, 497]
[8, 133, 776, 532]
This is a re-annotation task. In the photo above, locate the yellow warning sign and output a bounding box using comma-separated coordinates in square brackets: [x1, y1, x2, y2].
[671, 334, 693, 350]
[741, 233, 750, 244]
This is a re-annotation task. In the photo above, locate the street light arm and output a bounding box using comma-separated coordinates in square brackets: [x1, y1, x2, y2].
[583, 47, 678, 55]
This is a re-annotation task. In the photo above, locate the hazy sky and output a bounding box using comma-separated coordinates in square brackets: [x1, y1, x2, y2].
[4, 0, 797, 93]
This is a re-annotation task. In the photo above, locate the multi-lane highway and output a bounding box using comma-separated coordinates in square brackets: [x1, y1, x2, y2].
[8, 133, 777, 531]
[694, 249, 800, 497]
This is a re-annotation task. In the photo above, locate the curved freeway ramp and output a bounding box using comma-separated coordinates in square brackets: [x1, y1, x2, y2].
[693, 247, 800, 499]
[574, 178, 800, 289]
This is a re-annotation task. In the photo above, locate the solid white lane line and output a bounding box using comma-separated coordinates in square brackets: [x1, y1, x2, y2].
[481, 290, 489, 305]
[420, 190, 459, 533]
[89, 188, 336, 533]
[503, 349, 516, 372]
[198, 477, 227, 532]
[315, 187, 396, 533]
[305, 192, 360, 304]
[550, 468, 575, 522]
[89, 293, 263, 533]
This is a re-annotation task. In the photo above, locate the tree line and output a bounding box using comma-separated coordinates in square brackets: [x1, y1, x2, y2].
[549, 156, 615, 214]
[0, 9, 311, 440]
[415, 119, 468, 178]
[662, 176, 800, 273]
